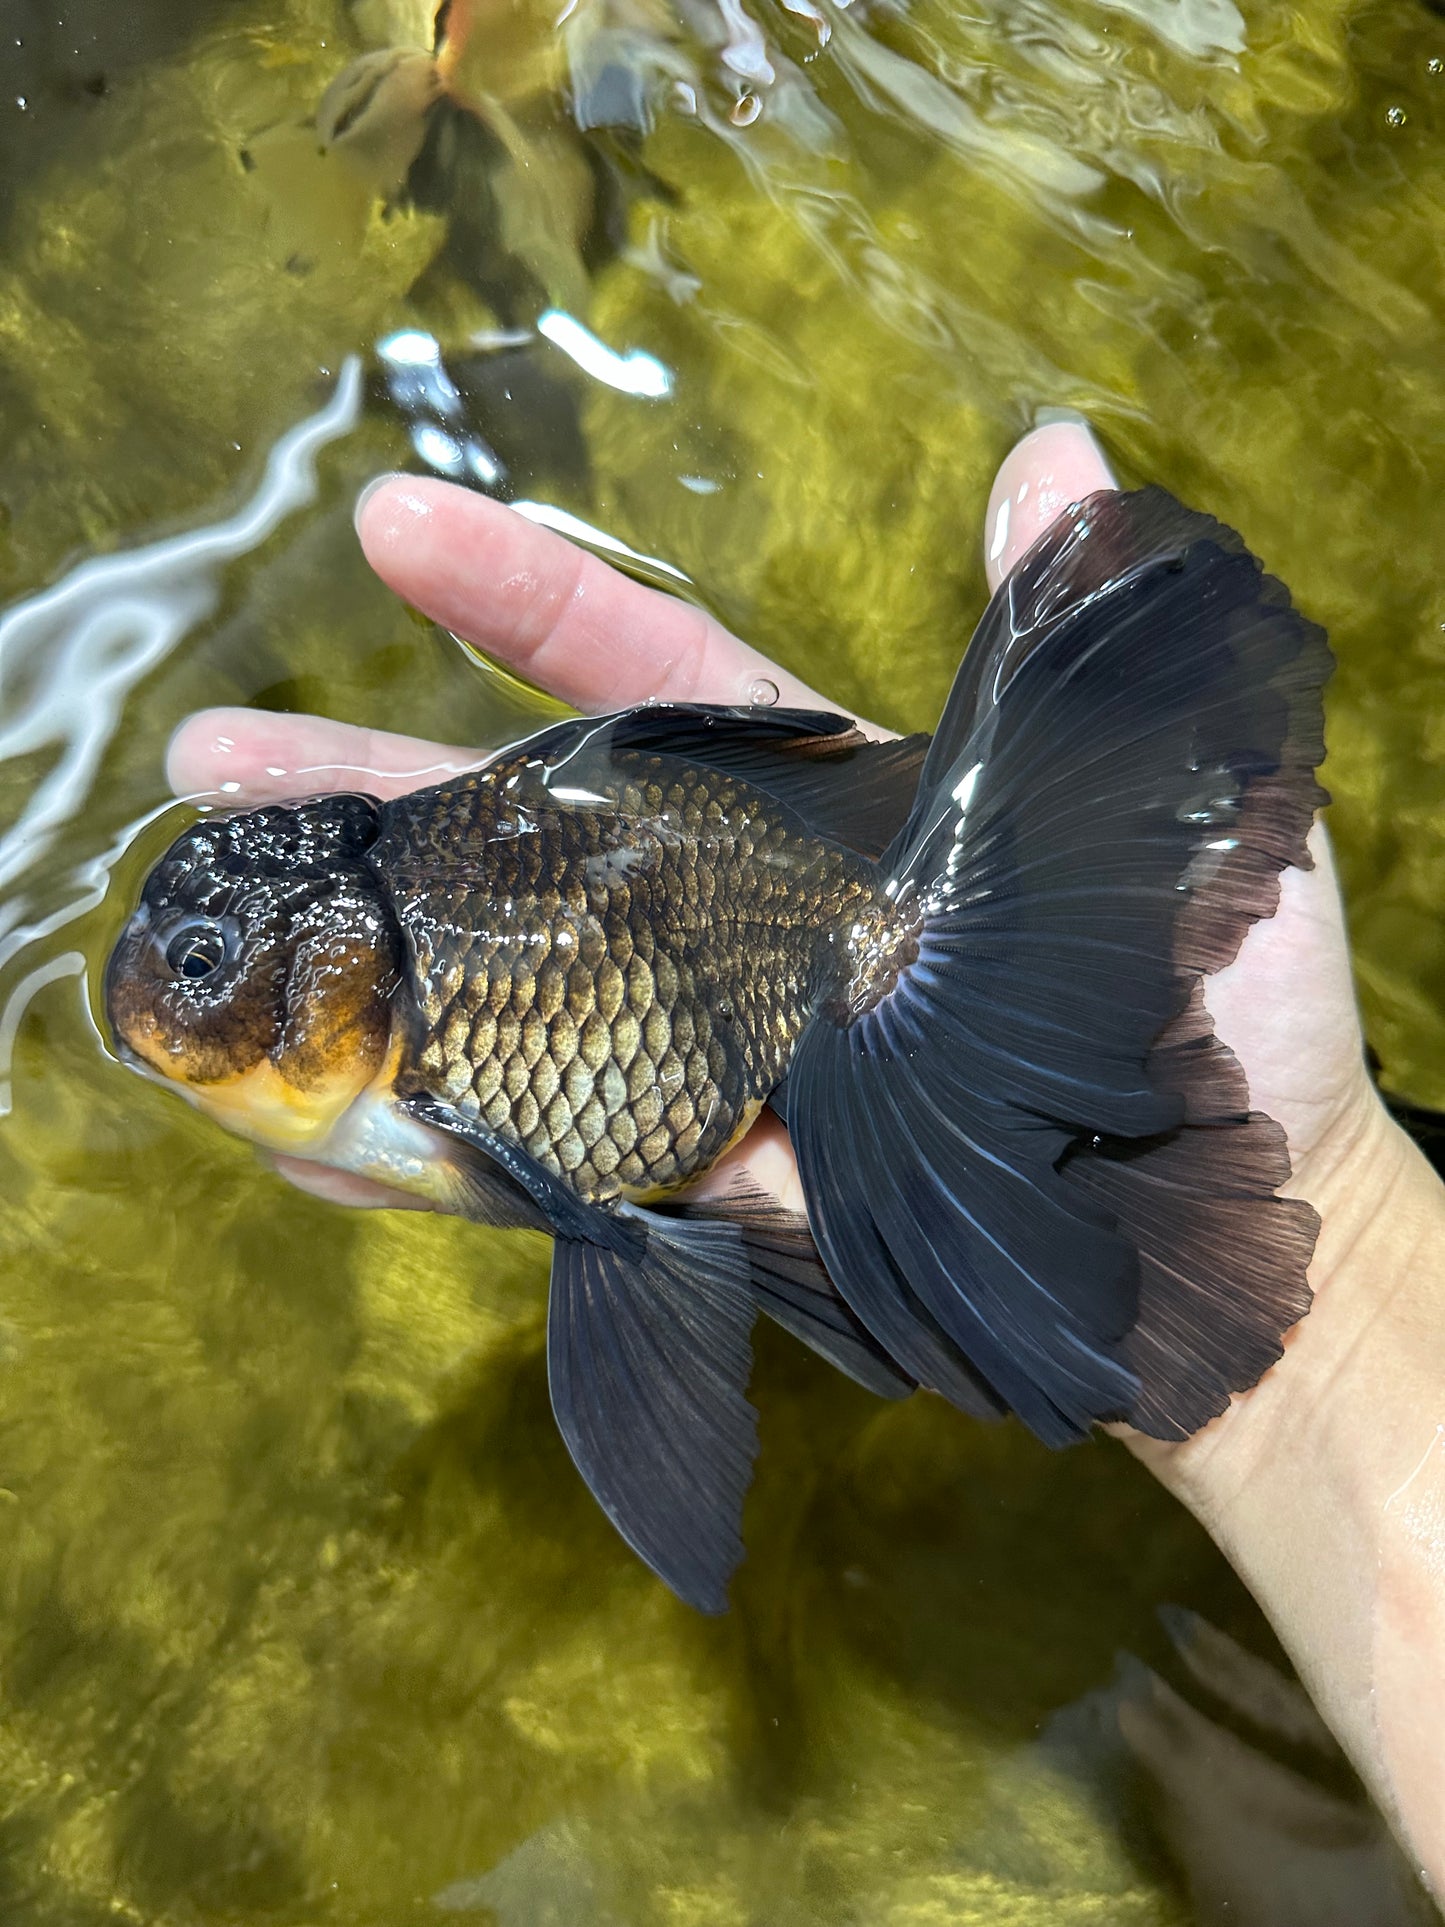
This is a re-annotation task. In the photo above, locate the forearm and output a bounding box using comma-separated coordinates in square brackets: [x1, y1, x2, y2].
[1133, 1099, 1445, 1897]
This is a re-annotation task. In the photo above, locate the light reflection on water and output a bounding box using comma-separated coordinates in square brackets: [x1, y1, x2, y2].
[0, 359, 364, 1109]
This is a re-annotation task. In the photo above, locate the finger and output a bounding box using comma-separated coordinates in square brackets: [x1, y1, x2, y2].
[355, 474, 838, 716]
[982, 420, 1119, 592]
[180, 428, 1119, 807]
[166, 707, 481, 805]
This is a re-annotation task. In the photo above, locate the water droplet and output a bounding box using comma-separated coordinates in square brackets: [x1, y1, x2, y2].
[731, 91, 762, 127]
[747, 676, 780, 707]
[780, 0, 831, 48]
[1386, 104, 1407, 127]
[1428, 57, 1443, 76]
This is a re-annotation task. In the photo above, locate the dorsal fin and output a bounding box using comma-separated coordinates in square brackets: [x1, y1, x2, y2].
[516, 703, 930, 861]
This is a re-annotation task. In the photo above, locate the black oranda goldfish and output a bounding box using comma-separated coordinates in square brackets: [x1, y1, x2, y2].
[106, 488, 1330, 1609]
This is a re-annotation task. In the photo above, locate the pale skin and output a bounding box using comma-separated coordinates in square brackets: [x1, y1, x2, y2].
[167, 424, 1445, 1898]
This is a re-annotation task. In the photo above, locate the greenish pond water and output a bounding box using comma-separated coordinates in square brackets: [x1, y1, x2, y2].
[1, 1, 1442, 1922]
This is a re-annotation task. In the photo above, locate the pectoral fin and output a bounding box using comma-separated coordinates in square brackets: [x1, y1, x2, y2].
[402, 1094, 758, 1607]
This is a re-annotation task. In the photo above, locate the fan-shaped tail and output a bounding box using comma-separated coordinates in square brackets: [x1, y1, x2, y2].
[788, 487, 1330, 1442]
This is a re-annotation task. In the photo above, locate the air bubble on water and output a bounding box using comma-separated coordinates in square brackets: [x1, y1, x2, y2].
[1430, 58, 1444, 76]
[1385, 105, 1407, 127]
[747, 676, 780, 707]
[731, 91, 762, 127]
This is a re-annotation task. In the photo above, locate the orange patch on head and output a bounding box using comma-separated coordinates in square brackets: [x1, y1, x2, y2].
[105, 791, 406, 1156]
[185, 1038, 401, 1155]
[116, 1010, 264, 1090]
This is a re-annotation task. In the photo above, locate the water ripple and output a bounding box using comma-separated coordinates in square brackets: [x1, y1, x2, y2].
[0, 358, 363, 1111]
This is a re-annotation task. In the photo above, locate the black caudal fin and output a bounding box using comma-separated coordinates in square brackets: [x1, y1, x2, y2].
[1064, 987, 1318, 1439]
[548, 1209, 760, 1613]
[789, 487, 1330, 1444]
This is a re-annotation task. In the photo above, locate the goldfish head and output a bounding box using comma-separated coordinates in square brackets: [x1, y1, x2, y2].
[105, 795, 405, 1153]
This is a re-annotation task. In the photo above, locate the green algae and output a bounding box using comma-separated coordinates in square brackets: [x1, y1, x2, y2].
[0, 0, 1442, 1921]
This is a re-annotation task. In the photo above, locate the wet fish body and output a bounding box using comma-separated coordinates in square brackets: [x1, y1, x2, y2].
[383, 738, 899, 1199]
[106, 488, 1332, 1609]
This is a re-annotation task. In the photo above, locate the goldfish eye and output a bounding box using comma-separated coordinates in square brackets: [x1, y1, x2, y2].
[165, 922, 229, 981]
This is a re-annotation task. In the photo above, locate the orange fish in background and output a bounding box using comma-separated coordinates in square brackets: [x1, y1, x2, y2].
[316, 0, 681, 323]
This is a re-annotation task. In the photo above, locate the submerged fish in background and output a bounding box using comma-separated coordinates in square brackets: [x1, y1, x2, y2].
[1045, 1611, 1430, 1924]
[318, 0, 677, 325]
[106, 488, 1330, 1610]
[313, 0, 678, 494]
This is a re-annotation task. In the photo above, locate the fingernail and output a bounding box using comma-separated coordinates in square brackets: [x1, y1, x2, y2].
[353, 472, 409, 535]
[1027, 410, 1119, 486]
[1031, 404, 1091, 430]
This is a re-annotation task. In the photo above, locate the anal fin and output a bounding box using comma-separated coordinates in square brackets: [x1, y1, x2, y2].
[669, 1179, 915, 1400]
[404, 1091, 762, 1609]
[548, 1209, 760, 1613]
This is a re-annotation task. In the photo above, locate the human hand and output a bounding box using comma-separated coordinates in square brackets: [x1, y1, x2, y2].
[165, 426, 1445, 1896]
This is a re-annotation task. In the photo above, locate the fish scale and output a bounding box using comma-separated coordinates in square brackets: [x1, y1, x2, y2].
[377, 743, 882, 1201]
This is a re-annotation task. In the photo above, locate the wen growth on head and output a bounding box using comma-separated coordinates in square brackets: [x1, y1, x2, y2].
[106, 487, 1331, 1611]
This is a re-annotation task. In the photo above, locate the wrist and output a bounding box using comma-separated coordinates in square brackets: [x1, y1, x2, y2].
[1128, 1090, 1445, 1892]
